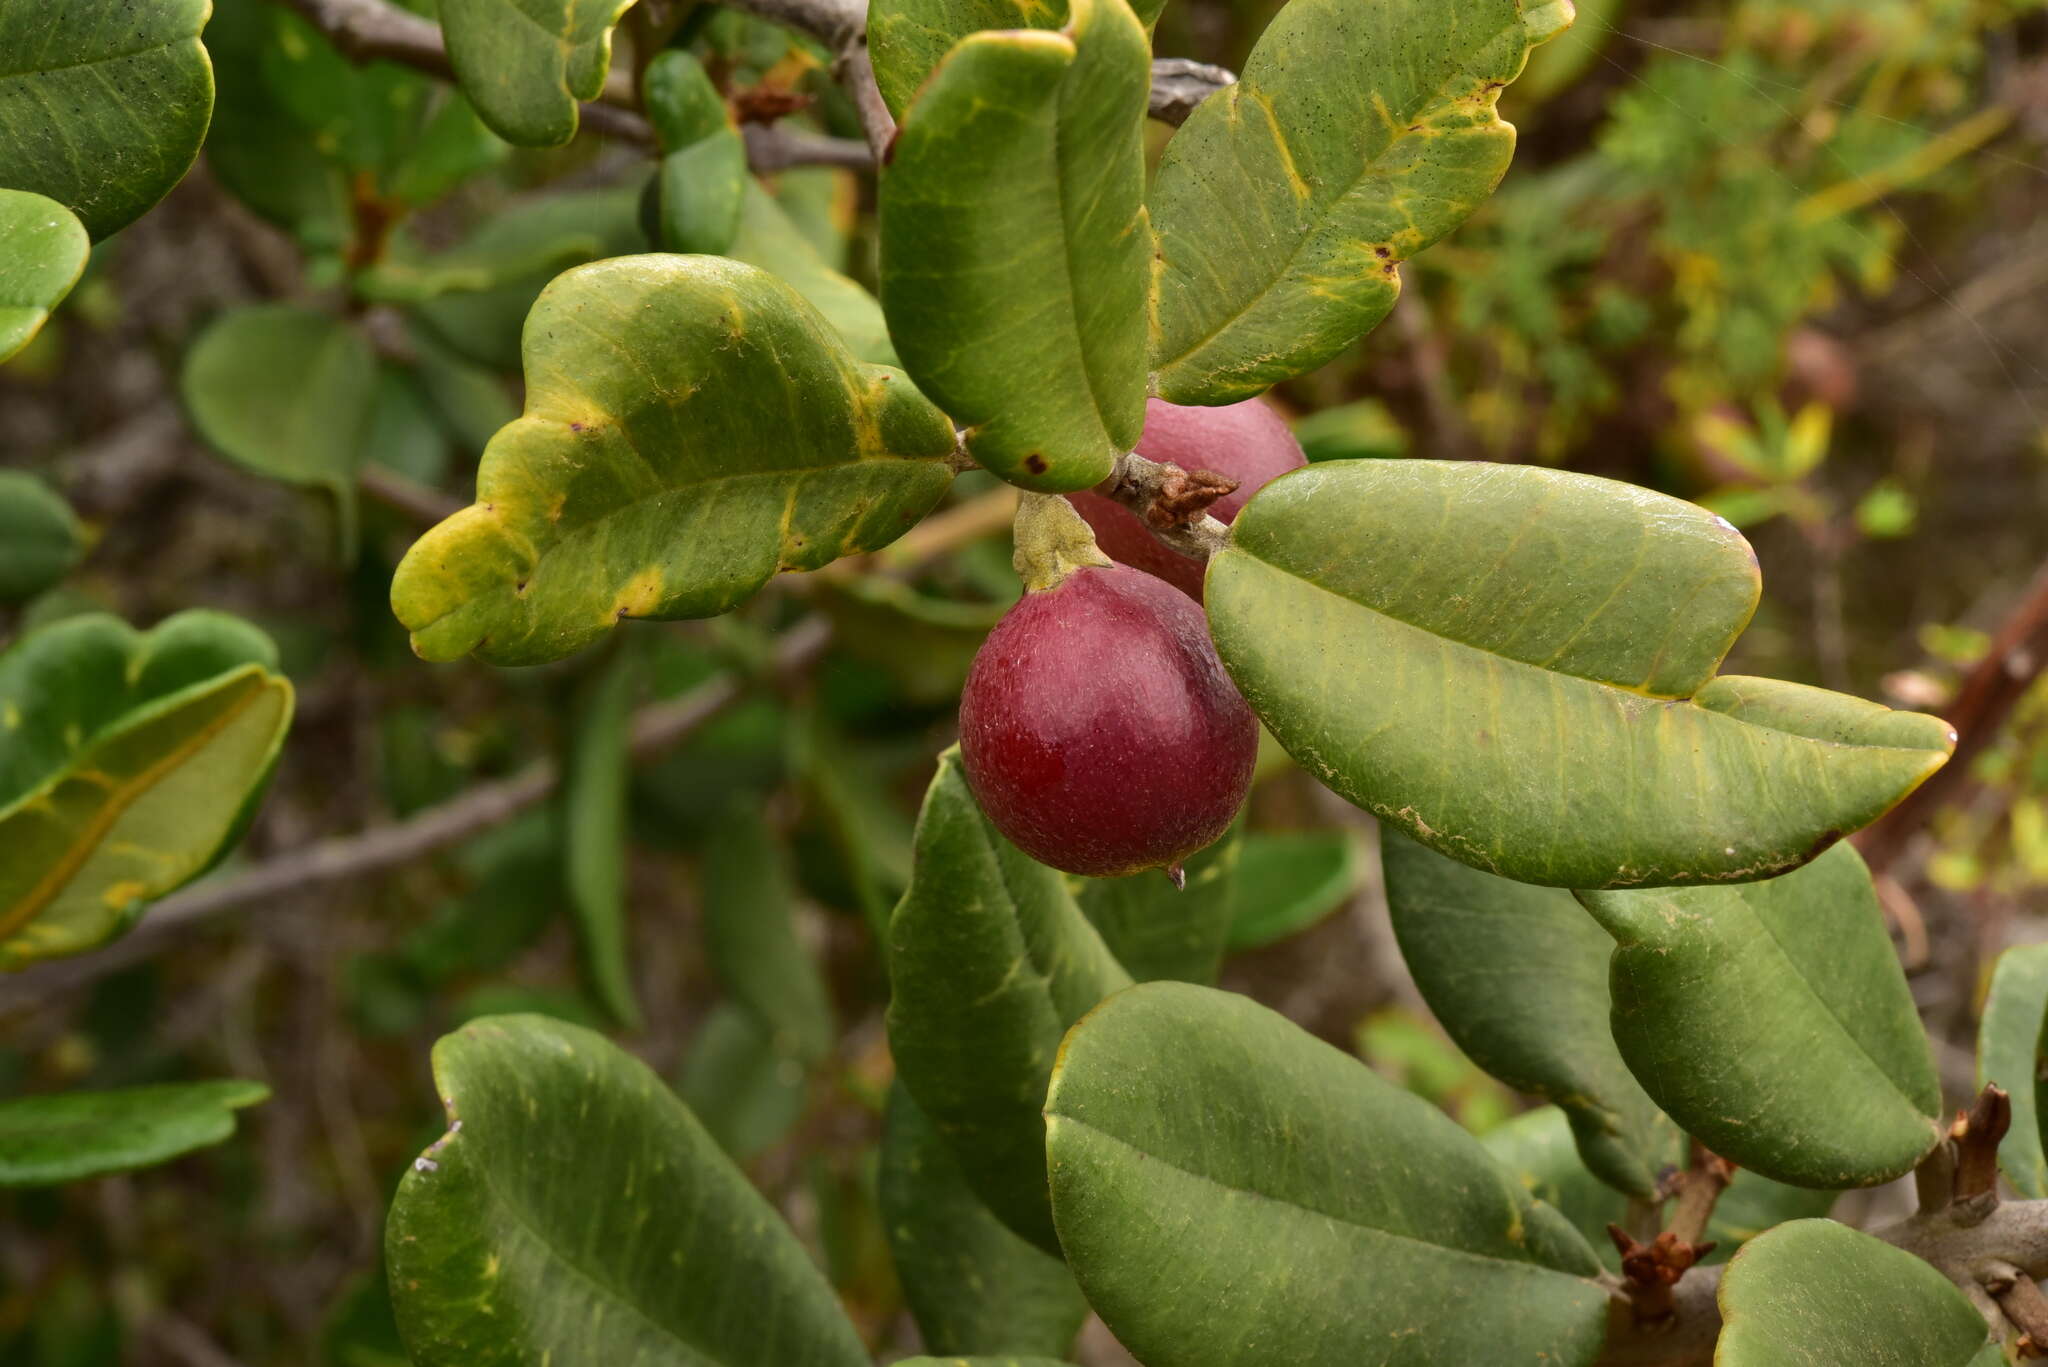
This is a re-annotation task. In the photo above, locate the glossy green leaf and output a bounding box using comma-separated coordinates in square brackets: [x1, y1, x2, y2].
[386, 1014, 868, 1367]
[1718, 1220, 2000, 1367]
[1976, 943, 2048, 1198]
[1146, 0, 1571, 401]
[1076, 814, 1241, 984]
[0, 0, 215, 238]
[1384, 830, 1673, 1198]
[868, 0, 1166, 118]
[730, 180, 896, 365]
[0, 1080, 268, 1186]
[887, 747, 1132, 1253]
[562, 652, 640, 1028]
[702, 805, 834, 1065]
[437, 0, 635, 147]
[0, 470, 86, 602]
[1577, 844, 1943, 1189]
[391, 255, 957, 666]
[181, 305, 376, 553]
[646, 51, 745, 256]
[878, 0, 1150, 492]
[676, 1003, 808, 1163]
[1224, 829, 1364, 951]
[879, 1085, 1087, 1359]
[0, 612, 293, 969]
[1046, 982, 1610, 1367]
[0, 190, 88, 362]
[1209, 461, 1955, 888]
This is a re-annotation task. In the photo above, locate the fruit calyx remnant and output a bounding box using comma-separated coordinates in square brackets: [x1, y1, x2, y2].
[1012, 492, 1114, 593]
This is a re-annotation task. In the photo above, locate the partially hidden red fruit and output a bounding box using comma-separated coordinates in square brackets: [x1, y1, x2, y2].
[1067, 396, 1307, 599]
[959, 564, 1257, 879]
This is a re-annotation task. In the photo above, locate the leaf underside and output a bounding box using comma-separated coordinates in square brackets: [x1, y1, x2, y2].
[1208, 460, 1954, 889]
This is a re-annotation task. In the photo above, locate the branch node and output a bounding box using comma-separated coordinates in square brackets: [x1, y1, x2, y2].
[1954, 1084, 2012, 1209]
[1984, 1261, 2048, 1358]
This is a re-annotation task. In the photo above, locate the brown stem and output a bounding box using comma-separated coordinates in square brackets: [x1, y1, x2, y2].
[1092, 451, 1234, 561]
[1149, 57, 1236, 125]
[1858, 557, 2048, 875]
[357, 464, 464, 526]
[1666, 1140, 1737, 1248]
[1985, 1262, 2048, 1359]
[1954, 1083, 2013, 1213]
[0, 618, 834, 1015]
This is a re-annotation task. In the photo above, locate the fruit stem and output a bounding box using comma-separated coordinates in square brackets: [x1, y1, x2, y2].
[1012, 493, 1113, 593]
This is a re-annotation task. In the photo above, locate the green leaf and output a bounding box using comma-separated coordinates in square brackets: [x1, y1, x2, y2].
[406, 184, 648, 369]
[1224, 829, 1363, 951]
[1146, 0, 1570, 402]
[1384, 830, 1675, 1198]
[1718, 1220, 2000, 1367]
[887, 746, 1132, 1253]
[1076, 813, 1241, 984]
[676, 1003, 808, 1163]
[386, 1014, 868, 1367]
[0, 190, 88, 362]
[646, 51, 745, 256]
[1208, 461, 1955, 888]
[0, 612, 293, 969]
[202, 0, 350, 249]
[1577, 844, 1943, 1189]
[1482, 1107, 1837, 1273]
[562, 652, 641, 1028]
[894, 1359, 1073, 1367]
[730, 180, 897, 365]
[791, 713, 915, 933]
[391, 255, 957, 666]
[437, 0, 635, 147]
[0, 470, 86, 602]
[1976, 943, 2048, 1198]
[0, 0, 216, 238]
[702, 805, 834, 1065]
[880, 1084, 1087, 1359]
[181, 305, 376, 554]
[814, 576, 1004, 704]
[869, 0, 1167, 118]
[1046, 981, 1610, 1367]
[878, 0, 1151, 492]
[0, 1080, 268, 1186]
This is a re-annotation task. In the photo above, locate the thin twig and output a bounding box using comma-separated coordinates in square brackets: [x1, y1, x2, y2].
[1954, 1084, 2014, 1216]
[742, 123, 875, 171]
[1149, 57, 1236, 125]
[1859, 559, 2048, 875]
[1665, 1140, 1737, 1248]
[1984, 1262, 2048, 1359]
[0, 618, 833, 1013]
[357, 463, 463, 525]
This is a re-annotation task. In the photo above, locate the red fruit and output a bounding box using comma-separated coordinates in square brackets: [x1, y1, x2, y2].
[1067, 396, 1306, 599]
[959, 564, 1256, 880]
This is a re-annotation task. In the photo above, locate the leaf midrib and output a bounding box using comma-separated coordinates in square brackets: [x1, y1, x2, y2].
[1049, 1111, 1596, 1281]
[1150, 17, 1521, 372]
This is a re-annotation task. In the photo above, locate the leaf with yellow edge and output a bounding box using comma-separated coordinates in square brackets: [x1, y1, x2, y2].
[1147, 0, 1574, 402]
[0, 612, 293, 969]
[390, 255, 957, 666]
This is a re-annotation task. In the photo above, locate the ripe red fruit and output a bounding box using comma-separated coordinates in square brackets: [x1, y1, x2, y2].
[1067, 396, 1306, 599]
[959, 564, 1256, 880]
